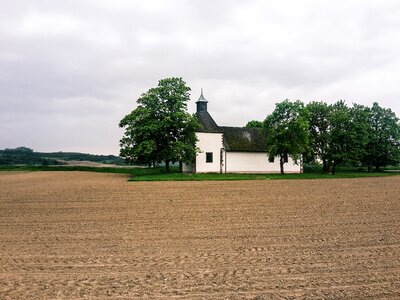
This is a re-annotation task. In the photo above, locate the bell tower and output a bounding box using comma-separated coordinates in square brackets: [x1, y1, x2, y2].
[196, 89, 208, 112]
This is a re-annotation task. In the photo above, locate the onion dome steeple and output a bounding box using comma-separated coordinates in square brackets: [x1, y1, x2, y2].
[196, 89, 208, 112]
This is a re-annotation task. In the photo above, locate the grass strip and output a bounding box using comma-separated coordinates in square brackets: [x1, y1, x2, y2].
[129, 170, 400, 181]
[1, 165, 399, 181]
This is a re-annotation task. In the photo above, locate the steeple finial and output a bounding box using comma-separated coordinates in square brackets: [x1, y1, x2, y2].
[197, 88, 207, 102]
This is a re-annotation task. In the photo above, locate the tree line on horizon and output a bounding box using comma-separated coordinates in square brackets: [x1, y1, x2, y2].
[119, 77, 400, 174]
[0, 147, 124, 166]
[246, 100, 400, 174]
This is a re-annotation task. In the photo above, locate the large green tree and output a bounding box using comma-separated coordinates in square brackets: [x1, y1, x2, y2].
[306, 101, 332, 171]
[263, 100, 309, 174]
[362, 102, 400, 171]
[324, 101, 369, 174]
[119, 77, 199, 172]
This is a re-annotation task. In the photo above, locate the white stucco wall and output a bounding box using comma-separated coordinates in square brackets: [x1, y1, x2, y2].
[195, 132, 224, 173]
[225, 152, 301, 173]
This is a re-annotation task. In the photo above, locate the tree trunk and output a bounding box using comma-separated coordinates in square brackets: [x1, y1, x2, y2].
[280, 155, 285, 174]
[331, 162, 337, 175]
[179, 161, 183, 173]
[322, 160, 330, 173]
[165, 160, 170, 173]
[375, 164, 381, 172]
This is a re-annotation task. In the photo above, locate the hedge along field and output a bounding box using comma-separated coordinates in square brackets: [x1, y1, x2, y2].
[1, 171, 400, 299]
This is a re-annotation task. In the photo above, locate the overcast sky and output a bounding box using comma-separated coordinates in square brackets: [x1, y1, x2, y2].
[1, 0, 400, 155]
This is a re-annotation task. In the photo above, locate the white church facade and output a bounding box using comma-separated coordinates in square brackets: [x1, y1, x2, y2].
[183, 91, 302, 174]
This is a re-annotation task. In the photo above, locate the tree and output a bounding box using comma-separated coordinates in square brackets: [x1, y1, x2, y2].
[324, 101, 369, 174]
[0, 147, 36, 165]
[263, 100, 309, 174]
[119, 77, 199, 172]
[3, 147, 34, 154]
[362, 102, 400, 171]
[348, 103, 370, 166]
[306, 101, 332, 171]
[245, 120, 263, 128]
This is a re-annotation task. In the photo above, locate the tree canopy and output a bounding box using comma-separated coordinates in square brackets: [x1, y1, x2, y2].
[263, 100, 309, 174]
[362, 102, 400, 171]
[306, 101, 332, 171]
[119, 77, 199, 171]
[305, 100, 398, 174]
[245, 120, 263, 128]
[324, 101, 369, 174]
[254, 99, 400, 174]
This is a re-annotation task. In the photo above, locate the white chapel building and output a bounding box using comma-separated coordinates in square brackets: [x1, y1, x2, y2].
[183, 91, 302, 174]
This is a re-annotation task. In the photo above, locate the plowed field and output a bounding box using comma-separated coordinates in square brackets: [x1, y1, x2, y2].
[1, 171, 400, 299]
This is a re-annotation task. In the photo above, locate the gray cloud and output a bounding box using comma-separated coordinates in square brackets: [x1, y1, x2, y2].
[1, 0, 400, 154]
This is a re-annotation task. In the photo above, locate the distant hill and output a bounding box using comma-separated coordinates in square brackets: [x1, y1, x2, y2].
[0, 147, 125, 166]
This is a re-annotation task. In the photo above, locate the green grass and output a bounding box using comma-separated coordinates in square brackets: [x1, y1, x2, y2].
[1, 164, 399, 181]
[130, 169, 400, 181]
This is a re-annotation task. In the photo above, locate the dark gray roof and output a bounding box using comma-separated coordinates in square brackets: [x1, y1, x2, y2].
[221, 126, 266, 152]
[196, 111, 222, 133]
[195, 111, 266, 152]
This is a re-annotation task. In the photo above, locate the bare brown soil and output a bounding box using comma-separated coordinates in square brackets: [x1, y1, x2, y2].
[1, 172, 400, 299]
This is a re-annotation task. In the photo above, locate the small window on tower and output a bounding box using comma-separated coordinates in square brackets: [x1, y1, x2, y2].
[206, 152, 213, 163]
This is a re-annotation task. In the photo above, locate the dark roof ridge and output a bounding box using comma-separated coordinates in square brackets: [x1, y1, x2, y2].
[220, 126, 266, 152]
